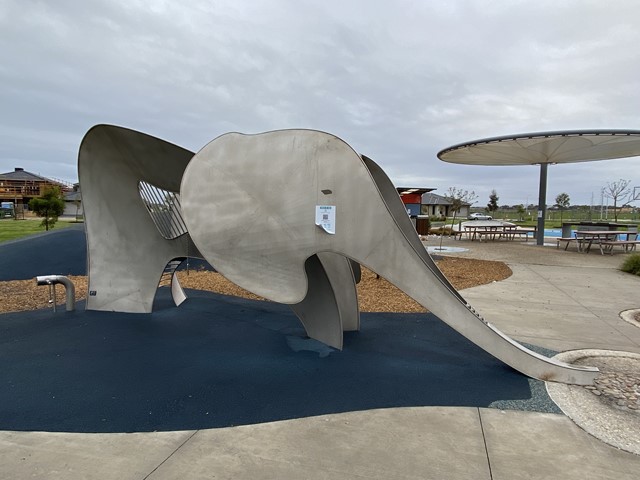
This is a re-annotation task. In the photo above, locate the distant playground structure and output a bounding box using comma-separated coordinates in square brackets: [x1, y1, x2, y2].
[78, 125, 599, 385]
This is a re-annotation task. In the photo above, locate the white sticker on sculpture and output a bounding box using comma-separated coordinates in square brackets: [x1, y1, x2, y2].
[315, 205, 336, 234]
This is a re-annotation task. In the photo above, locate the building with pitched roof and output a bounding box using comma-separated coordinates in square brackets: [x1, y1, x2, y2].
[0, 167, 72, 215]
[395, 188, 472, 219]
[396, 187, 435, 216]
[420, 192, 471, 218]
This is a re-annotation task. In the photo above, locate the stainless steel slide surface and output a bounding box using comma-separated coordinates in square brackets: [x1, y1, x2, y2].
[180, 129, 597, 384]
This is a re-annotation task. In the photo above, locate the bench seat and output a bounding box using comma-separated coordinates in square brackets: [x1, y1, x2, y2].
[502, 229, 535, 241]
[599, 240, 640, 254]
[556, 237, 577, 250]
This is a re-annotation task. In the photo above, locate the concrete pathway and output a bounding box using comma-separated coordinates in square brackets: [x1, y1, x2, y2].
[2, 407, 639, 479]
[451, 237, 640, 354]
[1, 232, 640, 478]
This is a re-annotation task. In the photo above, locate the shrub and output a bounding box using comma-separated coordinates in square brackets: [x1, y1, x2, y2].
[28, 186, 65, 231]
[621, 253, 640, 276]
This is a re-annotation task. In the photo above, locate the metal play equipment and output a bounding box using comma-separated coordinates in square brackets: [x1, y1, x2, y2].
[35, 275, 76, 312]
[78, 125, 598, 385]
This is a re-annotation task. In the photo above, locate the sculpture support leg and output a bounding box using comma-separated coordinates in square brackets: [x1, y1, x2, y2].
[79, 125, 195, 313]
[317, 252, 360, 332]
[290, 255, 343, 349]
[289, 253, 359, 349]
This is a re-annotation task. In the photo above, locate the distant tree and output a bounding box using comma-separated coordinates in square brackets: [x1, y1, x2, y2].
[486, 190, 499, 215]
[435, 187, 478, 250]
[603, 179, 631, 222]
[555, 192, 570, 224]
[516, 204, 525, 221]
[29, 186, 65, 231]
[445, 187, 478, 227]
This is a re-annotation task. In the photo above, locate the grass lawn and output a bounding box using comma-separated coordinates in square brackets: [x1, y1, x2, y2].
[0, 219, 79, 243]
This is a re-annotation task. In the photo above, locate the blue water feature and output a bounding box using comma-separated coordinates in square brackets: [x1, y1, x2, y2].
[544, 228, 626, 240]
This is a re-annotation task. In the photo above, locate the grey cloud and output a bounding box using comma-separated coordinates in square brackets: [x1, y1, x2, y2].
[1, 0, 639, 205]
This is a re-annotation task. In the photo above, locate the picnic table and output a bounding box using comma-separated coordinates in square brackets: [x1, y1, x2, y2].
[455, 222, 536, 242]
[561, 221, 637, 238]
[557, 229, 640, 255]
[502, 227, 537, 241]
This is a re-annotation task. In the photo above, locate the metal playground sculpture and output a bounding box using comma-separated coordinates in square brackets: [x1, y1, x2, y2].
[78, 125, 598, 385]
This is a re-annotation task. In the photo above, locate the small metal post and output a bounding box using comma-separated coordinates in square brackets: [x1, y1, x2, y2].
[48, 282, 57, 312]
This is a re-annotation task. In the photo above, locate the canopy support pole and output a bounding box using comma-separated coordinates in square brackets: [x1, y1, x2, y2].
[536, 163, 548, 246]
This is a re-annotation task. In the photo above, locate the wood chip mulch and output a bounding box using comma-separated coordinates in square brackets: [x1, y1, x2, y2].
[0, 257, 511, 314]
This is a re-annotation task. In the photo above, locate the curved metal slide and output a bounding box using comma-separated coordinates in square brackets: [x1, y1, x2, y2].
[80, 126, 598, 385]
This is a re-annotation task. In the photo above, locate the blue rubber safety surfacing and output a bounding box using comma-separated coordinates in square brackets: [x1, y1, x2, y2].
[0, 226, 560, 434]
[0, 224, 87, 280]
[0, 223, 211, 280]
[0, 288, 561, 433]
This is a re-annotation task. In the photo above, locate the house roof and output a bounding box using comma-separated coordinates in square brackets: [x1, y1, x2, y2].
[396, 187, 435, 196]
[0, 167, 68, 188]
[421, 192, 471, 206]
[0, 167, 51, 182]
[64, 191, 82, 202]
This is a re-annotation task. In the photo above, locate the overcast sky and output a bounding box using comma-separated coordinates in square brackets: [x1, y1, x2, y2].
[2, 0, 640, 206]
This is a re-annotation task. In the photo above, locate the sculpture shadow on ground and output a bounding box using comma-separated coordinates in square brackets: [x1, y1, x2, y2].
[0, 289, 554, 434]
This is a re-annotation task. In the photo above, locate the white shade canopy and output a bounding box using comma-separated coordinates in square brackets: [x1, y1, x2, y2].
[438, 129, 640, 166]
[437, 129, 640, 246]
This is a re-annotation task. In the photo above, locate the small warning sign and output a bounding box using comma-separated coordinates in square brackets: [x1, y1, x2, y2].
[315, 205, 336, 234]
